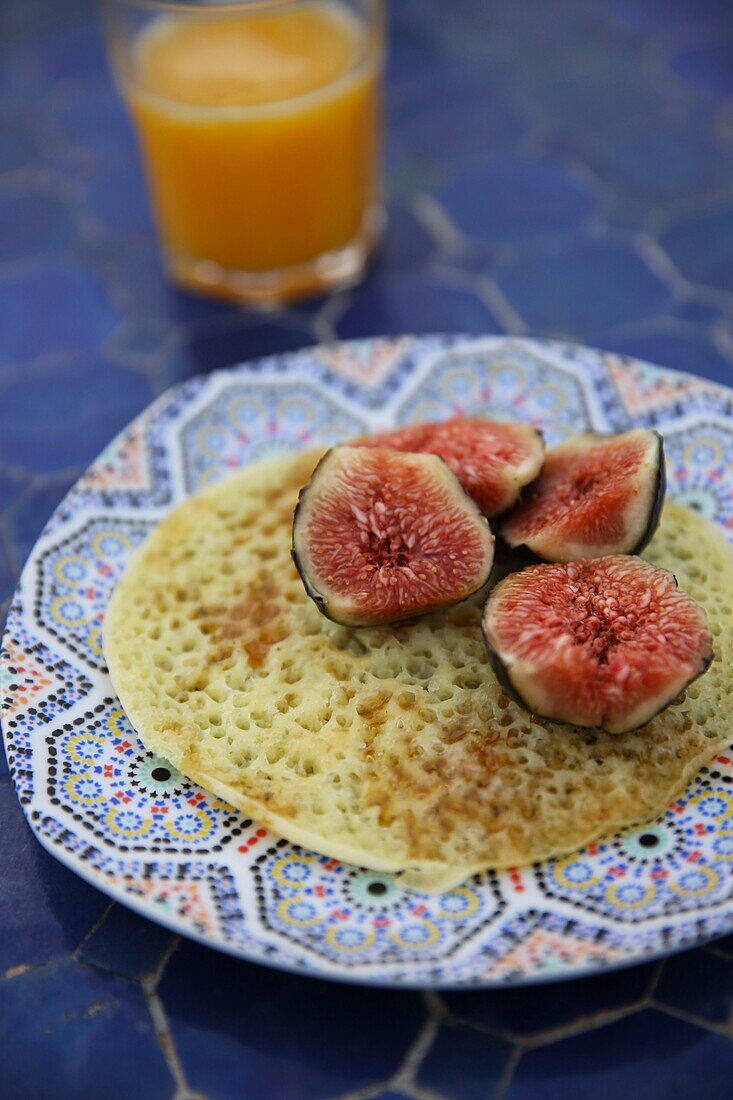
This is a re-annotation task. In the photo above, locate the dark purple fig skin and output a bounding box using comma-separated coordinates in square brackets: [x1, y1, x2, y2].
[291, 449, 335, 621]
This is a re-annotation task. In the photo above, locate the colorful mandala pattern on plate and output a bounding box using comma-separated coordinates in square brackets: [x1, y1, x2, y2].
[46, 699, 243, 854]
[251, 848, 505, 968]
[32, 517, 153, 671]
[180, 378, 367, 494]
[4, 335, 733, 988]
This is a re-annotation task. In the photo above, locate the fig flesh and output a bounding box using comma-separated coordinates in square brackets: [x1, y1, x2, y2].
[292, 446, 495, 627]
[501, 428, 664, 561]
[483, 556, 713, 734]
[353, 416, 544, 517]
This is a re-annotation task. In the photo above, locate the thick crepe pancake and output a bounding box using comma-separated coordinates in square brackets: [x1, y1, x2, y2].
[103, 449, 733, 891]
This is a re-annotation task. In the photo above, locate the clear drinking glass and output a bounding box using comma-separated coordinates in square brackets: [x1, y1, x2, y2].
[102, 0, 384, 304]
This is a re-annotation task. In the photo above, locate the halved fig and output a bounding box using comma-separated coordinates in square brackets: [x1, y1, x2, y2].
[501, 429, 665, 562]
[483, 556, 713, 734]
[292, 446, 495, 627]
[353, 416, 544, 517]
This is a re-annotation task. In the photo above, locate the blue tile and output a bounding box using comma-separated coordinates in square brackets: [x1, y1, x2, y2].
[445, 962, 655, 1038]
[29, 20, 108, 86]
[655, 950, 733, 1024]
[2, 0, 90, 41]
[335, 272, 501, 339]
[671, 301, 722, 327]
[505, 1008, 733, 1100]
[0, 111, 39, 174]
[0, 957, 174, 1100]
[0, 359, 152, 477]
[671, 42, 733, 99]
[389, 71, 526, 167]
[0, 192, 75, 262]
[603, 0, 731, 30]
[0, 468, 30, 515]
[429, 0, 626, 59]
[161, 318, 314, 386]
[495, 239, 672, 339]
[386, 6, 451, 91]
[85, 157, 154, 237]
[575, 127, 728, 206]
[0, 261, 119, 365]
[711, 935, 733, 959]
[416, 1022, 513, 1100]
[0, 535, 17, 609]
[160, 939, 426, 1100]
[0, 782, 109, 973]
[0, 597, 10, 635]
[521, 51, 667, 132]
[76, 903, 173, 981]
[377, 202, 435, 272]
[106, 317, 176, 369]
[202, 319, 314, 366]
[659, 201, 733, 295]
[602, 332, 733, 387]
[435, 154, 593, 244]
[95, 237, 236, 327]
[6, 477, 77, 569]
[51, 83, 135, 155]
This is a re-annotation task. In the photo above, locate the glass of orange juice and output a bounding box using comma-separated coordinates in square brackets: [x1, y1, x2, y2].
[102, 0, 384, 304]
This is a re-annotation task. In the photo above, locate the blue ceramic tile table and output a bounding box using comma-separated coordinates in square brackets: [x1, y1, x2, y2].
[2, 0, 733, 1096]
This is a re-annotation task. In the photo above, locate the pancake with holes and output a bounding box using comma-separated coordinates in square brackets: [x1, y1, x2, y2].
[103, 449, 733, 891]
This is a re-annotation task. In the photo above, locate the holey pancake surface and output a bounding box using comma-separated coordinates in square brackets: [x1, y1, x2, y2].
[103, 449, 733, 892]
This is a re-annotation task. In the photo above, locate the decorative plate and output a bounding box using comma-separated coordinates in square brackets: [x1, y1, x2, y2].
[4, 335, 733, 989]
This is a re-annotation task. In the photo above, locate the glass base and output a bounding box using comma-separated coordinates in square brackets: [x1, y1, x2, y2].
[164, 204, 385, 307]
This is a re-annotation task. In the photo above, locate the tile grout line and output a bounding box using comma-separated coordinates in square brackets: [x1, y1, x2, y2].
[387, 994, 443, 1094]
[493, 1042, 524, 1100]
[633, 232, 697, 301]
[143, 986, 191, 1097]
[138, 939, 194, 1096]
[648, 998, 731, 1038]
[325, 1079, 393, 1100]
[636, 230, 733, 310]
[72, 931, 181, 987]
[73, 899, 115, 956]
[645, 957, 667, 1001]
[1, 956, 66, 983]
[298, 997, 450, 1100]
[447, 989, 658, 1053]
[150, 935, 182, 991]
[411, 194, 465, 255]
[428, 261, 529, 335]
[315, 291, 350, 343]
[472, 274, 529, 336]
[0, 458, 32, 485]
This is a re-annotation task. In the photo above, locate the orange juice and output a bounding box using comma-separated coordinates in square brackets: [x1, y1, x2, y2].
[122, 1, 382, 302]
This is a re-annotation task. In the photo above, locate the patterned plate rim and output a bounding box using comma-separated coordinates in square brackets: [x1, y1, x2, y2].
[4, 333, 733, 989]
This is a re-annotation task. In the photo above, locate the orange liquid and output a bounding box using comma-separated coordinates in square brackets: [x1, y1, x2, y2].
[125, 2, 380, 300]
